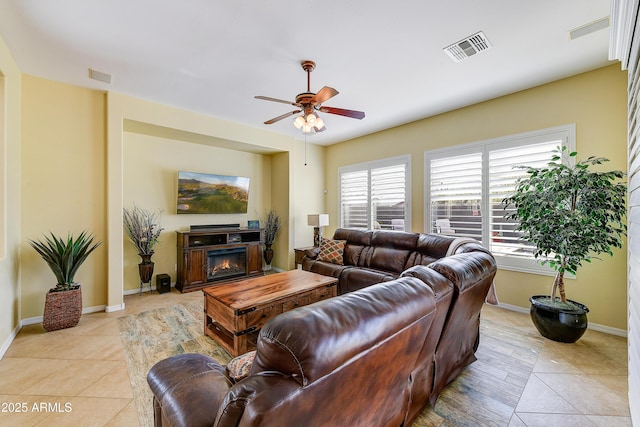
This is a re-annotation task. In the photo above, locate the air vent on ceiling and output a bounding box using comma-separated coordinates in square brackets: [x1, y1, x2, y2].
[568, 16, 610, 40]
[89, 68, 112, 84]
[443, 31, 492, 63]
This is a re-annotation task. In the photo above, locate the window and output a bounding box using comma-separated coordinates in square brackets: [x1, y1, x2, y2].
[425, 124, 575, 274]
[339, 155, 410, 231]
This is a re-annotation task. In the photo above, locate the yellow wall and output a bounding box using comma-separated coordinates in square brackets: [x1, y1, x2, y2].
[0, 35, 22, 351]
[106, 93, 324, 307]
[290, 141, 327, 251]
[20, 75, 107, 319]
[123, 133, 273, 291]
[325, 64, 628, 330]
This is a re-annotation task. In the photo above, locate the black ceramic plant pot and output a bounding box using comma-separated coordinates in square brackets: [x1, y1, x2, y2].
[529, 295, 589, 343]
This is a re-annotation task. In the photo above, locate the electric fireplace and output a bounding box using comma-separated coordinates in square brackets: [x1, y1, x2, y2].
[207, 247, 247, 281]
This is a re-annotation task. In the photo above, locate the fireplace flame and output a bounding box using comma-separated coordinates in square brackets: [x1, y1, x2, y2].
[211, 258, 239, 276]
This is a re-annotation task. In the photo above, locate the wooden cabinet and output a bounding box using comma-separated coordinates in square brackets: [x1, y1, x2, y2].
[180, 247, 206, 286]
[246, 242, 263, 275]
[176, 228, 264, 293]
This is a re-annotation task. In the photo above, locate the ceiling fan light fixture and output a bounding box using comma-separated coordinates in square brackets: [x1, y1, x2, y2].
[294, 116, 305, 129]
[257, 59, 365, 134]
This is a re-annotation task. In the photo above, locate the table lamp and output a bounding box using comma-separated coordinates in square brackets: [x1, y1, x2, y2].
[307, 214, 329, 247]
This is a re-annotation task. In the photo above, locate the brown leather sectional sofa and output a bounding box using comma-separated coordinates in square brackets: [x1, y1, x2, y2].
[302, 228, 490, 295]
[147, 229, 497, 427]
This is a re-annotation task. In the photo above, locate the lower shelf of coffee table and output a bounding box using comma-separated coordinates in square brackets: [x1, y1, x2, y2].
[206, 321, 258, 355]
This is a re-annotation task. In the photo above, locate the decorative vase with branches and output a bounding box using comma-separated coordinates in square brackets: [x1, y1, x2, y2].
[262, 209, 281, 269]
[123, 205, 164, 292]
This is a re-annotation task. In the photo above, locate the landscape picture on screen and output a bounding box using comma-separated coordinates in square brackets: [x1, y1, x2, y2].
[177, 171, 250, 214]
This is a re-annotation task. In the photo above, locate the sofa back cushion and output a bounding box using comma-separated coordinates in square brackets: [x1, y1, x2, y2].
[405, 233, 457, 268]
[251, 277, 436, 385]
[333, 228, 372, 266]
[362, 230, 419, 273]
[240, 277, 438, 426]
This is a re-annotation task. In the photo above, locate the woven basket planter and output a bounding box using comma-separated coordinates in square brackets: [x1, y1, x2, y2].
[43, 286, 82, 332]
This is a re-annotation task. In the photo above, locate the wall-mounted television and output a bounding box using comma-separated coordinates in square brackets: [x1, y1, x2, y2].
[177, 171, 250, 214]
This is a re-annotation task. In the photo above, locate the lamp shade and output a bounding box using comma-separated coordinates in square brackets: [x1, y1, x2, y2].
[307, 214, 329, 227]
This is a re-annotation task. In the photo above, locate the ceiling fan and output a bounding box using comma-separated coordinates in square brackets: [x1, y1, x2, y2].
[255, 60, 365, 133]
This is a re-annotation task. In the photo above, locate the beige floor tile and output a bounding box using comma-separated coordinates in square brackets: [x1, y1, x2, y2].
[0, 395, 54, 426]
[586, 415, 634, 426]
[79, 362, 133, 399]
[515, 412, 597, 427]
[21, 359, 120, 396]
[534, 341, 627, 376]
[0, 359, 58, 394]
[515, 374, 580, 414]
[34, 396, 130, 427]
[80, 336, 126, 361]
[536, 373, 630, 416]
[104, 400, 140, 426]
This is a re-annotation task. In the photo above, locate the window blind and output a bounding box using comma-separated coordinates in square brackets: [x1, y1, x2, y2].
[339, 156, 410, 231]
[488, 141, 559, 258]
[429, 152, 483, 240]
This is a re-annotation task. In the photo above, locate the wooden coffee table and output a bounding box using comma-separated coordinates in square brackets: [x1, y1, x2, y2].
[203, 269, 338, 356]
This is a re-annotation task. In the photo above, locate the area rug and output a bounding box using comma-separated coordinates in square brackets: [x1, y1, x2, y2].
[118, 301, 233, 427]
[119, 300, 543, 427]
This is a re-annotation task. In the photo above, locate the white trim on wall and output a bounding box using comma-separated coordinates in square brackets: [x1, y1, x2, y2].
[610, 0, 640, 423]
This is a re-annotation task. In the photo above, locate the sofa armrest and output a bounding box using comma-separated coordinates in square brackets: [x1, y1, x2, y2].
[147, 353, 232, 427]
[303, 246, 320, 259]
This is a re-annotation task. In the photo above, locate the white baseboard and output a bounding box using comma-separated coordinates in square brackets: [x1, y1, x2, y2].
[0, 324, 20, 359]
[494, 302, 628, 337]
[21, 303, 108, 326]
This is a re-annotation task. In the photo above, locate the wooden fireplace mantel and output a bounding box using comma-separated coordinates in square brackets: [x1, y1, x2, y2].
[176, 228, 264, 293]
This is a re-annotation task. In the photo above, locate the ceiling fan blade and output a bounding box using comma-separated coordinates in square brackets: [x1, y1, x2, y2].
[318, 106, 365, 120]
[314, 125, 326, 132]
[264, 109, 302, 124]
[309, 86, 339, 105]
[255, 95, 300, 107]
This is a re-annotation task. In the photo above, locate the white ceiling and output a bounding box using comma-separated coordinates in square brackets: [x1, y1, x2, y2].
[0, 0, 615, 146]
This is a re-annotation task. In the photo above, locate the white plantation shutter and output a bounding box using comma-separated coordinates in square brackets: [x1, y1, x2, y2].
[425, 125, 574, 274]
[339, 156, 410, 231]
[371, 164, 406, 229]
[340, 170, 368, 229]
[429, 152, 482, 240]
[489, 141, 559, 258]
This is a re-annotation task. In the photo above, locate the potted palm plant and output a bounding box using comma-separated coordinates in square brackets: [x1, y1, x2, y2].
[28, 231, 102, 331]
[503, 146, 626, 342]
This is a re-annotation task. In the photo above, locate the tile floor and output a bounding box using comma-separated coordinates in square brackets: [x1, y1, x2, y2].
[0, 289, 631, 426]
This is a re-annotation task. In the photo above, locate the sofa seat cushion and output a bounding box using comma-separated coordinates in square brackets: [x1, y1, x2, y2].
[317, 238, 346, 265]
[340, 267, 398, 293]
[303, 257, 349, 279]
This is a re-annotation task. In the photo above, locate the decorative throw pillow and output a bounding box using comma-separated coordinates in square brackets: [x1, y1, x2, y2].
[227, 350, 256, 383]
[317, 238, 346, 265]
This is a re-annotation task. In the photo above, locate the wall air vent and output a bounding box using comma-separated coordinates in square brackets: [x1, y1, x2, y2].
[443, 31, 492, 63]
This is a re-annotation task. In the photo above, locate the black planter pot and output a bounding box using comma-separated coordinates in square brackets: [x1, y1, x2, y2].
[529, 295, 589, 343]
